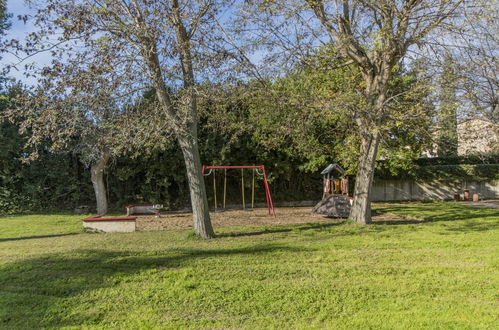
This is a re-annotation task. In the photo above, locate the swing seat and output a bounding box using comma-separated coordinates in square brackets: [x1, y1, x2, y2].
[202, 165, 276, 217]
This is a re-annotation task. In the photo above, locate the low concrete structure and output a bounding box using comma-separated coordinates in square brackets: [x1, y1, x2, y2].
[82, 216, 137, 232]
[126, 204, 162, 216]
[371, 179, 499, 201]
[74, 205, 90, 214]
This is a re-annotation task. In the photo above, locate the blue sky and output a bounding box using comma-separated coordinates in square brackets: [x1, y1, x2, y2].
[0, 1, 268, 87]
[0, 0, 317, 86]
[1, 0, 52, 84]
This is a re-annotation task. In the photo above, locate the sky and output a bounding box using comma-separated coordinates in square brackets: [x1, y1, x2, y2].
[1, 0, 52, 84]
[0, 0, 272, 88]
[1, 0, 257, 86]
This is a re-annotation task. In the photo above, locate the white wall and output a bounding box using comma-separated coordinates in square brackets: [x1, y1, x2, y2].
[371, 180, 499, 201]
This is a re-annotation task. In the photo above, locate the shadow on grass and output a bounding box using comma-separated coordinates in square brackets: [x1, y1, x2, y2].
[373, 219, 428, 225]
[0, 233, 80, 242]
[374, 204, 499, 232]
[0, 243, 304, 328]
[217, 222, 344, 238]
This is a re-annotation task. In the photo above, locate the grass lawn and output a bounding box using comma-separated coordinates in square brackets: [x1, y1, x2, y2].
[0, 202, 498, 329]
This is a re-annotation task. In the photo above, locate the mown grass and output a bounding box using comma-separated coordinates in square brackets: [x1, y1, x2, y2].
[1, 202, 498, 329]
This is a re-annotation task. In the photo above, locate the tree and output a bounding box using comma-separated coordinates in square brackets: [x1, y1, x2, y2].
[10, 83, 120, 215]
[437, 53, 458, 156]
[241, 0, 467, 224]
[453, 2, 498, 123]
[4, 0, 237, 238]
[0, 0, 9, 40]
[246, 53, 432, 175]
[0, 0, 10, 82]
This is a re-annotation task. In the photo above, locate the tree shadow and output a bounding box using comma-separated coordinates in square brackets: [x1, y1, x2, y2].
[0, 233, 80, 242]
[217, 222, 345, 238]
[373, 205, 499, 232]
[373, 219, 429, 225]
[0, 243, 304, 328]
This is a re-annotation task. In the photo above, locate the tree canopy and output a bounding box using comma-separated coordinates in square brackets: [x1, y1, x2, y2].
[0, 0, 496, 231]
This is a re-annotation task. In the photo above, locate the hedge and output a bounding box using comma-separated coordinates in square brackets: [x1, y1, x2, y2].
[376, 163, 499, 181]
[412, 154, 499, 166]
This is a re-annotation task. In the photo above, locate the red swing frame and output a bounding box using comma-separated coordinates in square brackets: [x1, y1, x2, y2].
[202, 165, 276, 217]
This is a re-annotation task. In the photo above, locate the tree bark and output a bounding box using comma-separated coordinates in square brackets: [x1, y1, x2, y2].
[349, 130, 380, 225]
[178, 132, 214, 239]
[135, 1, 214, 238]
[90, 151, 110, 216]
[144, 48, 215, 238]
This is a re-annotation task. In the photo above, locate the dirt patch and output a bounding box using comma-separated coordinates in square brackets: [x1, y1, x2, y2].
[136, 207, 417, 231]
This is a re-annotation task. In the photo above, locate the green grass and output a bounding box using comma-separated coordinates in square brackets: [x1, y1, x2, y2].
[1, 202, 498, 329]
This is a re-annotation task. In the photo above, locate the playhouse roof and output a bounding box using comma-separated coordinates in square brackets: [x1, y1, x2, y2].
[320, 163, 346, 177]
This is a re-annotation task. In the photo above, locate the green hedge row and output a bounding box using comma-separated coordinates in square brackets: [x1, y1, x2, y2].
[412, 154, 499, 166]
[376, 164, 499, 181]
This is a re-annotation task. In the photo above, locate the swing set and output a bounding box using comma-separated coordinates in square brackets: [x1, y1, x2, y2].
[202, 165, 276, 217]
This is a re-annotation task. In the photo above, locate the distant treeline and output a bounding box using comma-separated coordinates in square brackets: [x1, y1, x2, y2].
[3, 122, 497, 215]
[376, 155, 499, 181]
[1, 118, 323, 215]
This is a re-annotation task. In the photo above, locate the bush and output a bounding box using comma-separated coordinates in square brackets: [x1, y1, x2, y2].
[413, 164, 499, 181]
[375, 161, 499, 181]
[412, 154, 499, 166]
[0, 190, 31, 215]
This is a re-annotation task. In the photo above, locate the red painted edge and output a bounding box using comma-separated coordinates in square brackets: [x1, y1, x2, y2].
[203, 165, 264, 169]
[201, 165, 276, 217]
[125, 204, 158, 208]
[82, 216, 137, 222]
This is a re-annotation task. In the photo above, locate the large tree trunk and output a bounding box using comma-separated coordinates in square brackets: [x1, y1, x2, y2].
[349, 131, 381, 225]
[139, 0, 215, 238]
[178, 132, 214, 239]
[349, 70, 388, 225]
[90, 151, 110, 216]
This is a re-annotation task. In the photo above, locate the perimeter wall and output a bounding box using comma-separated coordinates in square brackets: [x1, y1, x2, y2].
[371, 180, 499, 201]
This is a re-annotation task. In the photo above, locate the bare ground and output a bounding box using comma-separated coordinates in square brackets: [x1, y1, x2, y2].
[136, 206, 420, 231]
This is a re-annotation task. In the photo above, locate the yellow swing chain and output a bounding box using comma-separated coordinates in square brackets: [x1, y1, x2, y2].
[223, 169, 227, 209]
[241, 168, 245, 209]
[213, 169, 217, 210]
[252, 168, 255, 209]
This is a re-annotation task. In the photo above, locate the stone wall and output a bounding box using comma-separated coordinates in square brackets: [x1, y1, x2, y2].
[371, 179, 499, 201]
[457, 118, 499, 156]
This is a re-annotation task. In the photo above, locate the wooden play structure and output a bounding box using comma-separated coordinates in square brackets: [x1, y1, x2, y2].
[202, 165, 276, 217]
[312, 163, 352, 218]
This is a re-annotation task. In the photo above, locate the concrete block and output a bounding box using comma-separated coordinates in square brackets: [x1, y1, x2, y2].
[126, 204, 162, 215]
[82, 217, 137, 233]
